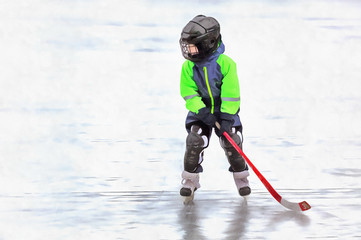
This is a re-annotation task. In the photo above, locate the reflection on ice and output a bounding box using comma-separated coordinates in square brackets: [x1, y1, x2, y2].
[0, 183, 360, 239]
[325, 168, 361, 177]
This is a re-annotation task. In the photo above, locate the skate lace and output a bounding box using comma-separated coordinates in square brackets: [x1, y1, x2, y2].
[181, 178, 197, 188]
[181, 179, 191, 185]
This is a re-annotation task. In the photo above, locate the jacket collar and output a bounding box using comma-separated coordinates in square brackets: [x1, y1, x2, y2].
[195, 41, 225, 67]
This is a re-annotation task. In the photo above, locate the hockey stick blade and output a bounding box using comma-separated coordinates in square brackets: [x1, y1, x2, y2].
[216, 123, 311, 211]
[281, 198, 311, 211]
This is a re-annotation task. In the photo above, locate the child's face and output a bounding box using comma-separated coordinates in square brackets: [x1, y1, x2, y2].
[188, 44, 199, 55]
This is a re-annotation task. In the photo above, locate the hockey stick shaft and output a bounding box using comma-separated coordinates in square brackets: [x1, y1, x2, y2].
[216, 122, 311, 211]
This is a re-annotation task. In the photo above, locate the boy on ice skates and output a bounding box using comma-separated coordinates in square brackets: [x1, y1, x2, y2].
[179, 15, 251, 201]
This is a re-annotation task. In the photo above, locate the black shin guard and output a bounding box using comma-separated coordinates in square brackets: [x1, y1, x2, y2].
[184, 125, 208, 173]
[220, 131, 246, 172]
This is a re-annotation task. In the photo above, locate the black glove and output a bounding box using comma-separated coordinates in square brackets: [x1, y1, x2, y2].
[196, 107, 216, 127]
[216, 113, 235, 137]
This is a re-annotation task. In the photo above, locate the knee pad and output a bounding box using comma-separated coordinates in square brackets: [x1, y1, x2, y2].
[220, 131, 246, 172]
[184, 125, 208, 172]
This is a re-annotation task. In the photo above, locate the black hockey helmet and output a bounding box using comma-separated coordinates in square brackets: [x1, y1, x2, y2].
[180, 15, 221, 62]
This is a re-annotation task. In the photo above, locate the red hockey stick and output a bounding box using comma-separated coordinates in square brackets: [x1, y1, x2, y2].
[216, 122, 311, 211]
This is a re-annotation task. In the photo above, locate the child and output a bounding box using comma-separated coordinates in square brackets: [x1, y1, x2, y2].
[179, 15, 250, 200]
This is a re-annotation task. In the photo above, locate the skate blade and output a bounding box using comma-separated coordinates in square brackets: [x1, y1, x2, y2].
[183, 193, 194, 205]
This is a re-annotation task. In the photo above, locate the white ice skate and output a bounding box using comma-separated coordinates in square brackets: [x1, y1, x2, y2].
[233, 170, 251, 196]
[180, 171, 200, 204]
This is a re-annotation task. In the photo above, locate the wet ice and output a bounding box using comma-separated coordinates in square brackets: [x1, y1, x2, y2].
[0, 0, 361, 239]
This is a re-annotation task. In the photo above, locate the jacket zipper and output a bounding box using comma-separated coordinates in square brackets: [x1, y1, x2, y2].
[203, 66, 214, 114]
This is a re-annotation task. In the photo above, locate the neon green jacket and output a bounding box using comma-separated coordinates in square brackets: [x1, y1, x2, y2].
[180, 42, 240, 115]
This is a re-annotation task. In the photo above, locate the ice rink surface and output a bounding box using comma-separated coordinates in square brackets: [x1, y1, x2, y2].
[0, 0, 360, 239]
